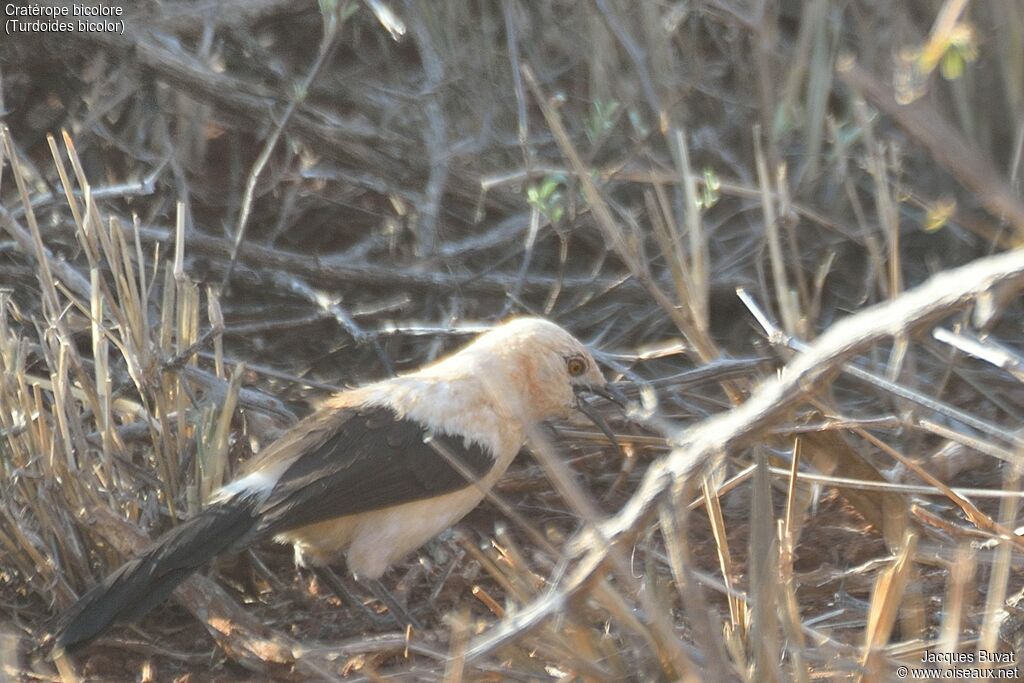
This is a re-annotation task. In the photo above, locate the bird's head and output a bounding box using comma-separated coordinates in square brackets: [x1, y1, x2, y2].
[439, 317, 624, 427]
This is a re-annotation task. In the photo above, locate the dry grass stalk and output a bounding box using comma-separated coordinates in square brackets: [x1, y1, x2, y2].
[978, 464, 1023, 654]
[861, 531, 918, 679]
[754, 126, 799, 336]
[840, 59, 1024, 239]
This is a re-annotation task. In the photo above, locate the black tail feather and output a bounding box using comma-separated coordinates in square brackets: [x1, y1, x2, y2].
[55, 498, 257, 652]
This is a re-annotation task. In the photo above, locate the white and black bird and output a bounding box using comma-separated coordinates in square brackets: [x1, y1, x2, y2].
[56, 317, 623, 651]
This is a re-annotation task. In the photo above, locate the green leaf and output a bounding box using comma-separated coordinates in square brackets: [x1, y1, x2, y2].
[700, 168, 721, 209]
[940, 50, 964, 81]
[923, 197, 956, 232]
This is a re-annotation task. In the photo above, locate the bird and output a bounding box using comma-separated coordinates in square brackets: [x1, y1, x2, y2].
[55, 317, 624, 652]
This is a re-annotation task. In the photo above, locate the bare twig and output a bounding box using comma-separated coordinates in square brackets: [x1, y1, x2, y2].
[468, 247, 1024, 655]
[839, 59, 1024, 239]
[224, 5, 342, 285]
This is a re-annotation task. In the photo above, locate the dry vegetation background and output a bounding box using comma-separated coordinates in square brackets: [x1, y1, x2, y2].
[2, 0, 1024, 681]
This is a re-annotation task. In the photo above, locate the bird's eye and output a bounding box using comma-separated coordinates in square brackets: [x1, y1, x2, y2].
[566, 356, 587, 377]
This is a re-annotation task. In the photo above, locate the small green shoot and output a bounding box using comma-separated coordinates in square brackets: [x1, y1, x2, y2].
[527, 174, 567, 225]
[700, 168, 721, 210]
[585, 99, 621, 143]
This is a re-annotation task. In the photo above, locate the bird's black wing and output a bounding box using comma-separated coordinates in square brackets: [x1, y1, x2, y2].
[254, 404, 496, 537]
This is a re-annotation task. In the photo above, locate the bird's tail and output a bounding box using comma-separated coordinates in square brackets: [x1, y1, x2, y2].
[55, 497, 258, 652]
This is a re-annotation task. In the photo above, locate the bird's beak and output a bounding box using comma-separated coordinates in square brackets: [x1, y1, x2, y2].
[581, 382, 628, 408]
[573, 383, 627, 455]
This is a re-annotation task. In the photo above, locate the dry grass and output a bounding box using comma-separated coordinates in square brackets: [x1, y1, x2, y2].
[2, 0, 1024, 680]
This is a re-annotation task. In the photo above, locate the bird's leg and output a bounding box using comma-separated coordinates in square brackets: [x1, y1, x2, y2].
[363, 577, 424, 631]
[310, 566, 393, 625]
